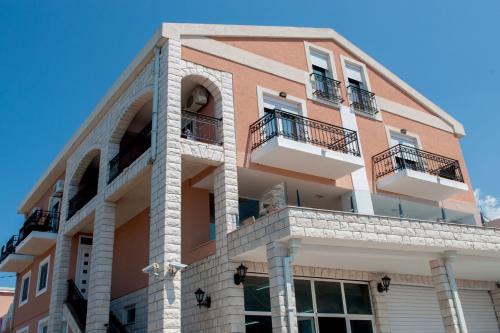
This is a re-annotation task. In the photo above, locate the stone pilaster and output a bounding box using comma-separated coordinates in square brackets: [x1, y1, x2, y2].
[85, 201, 116, 332]
[430, 257, 467, 333]
[147, 38, 183, 333]
[369, 280, 391, 333]
[266, 242, 297, 333]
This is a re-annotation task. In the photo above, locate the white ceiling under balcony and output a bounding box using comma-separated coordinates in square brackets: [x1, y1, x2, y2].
[377, 169, 469, 202]
[251, 136, 365, 180]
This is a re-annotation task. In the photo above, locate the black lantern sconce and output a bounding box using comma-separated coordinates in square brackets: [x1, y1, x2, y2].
[377, 275, 391, 293]
[234, 263, 248, 285]
[194, 288, 211, 308]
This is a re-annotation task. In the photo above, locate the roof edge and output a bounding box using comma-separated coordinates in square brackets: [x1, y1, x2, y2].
[17, 25, 167, 214]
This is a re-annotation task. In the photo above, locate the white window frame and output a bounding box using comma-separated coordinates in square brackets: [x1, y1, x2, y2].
[243, 274, 376, 333]
[256, 86, 307, 118]
[16, 326, 29, 333]
[37, 316, 49, 333]
[384, 125, 422, 149]
[340, 55, 381, 120]
[36, 255, 51, 297]
[19, 271, 31, 307]
[304, 42, 342, 108]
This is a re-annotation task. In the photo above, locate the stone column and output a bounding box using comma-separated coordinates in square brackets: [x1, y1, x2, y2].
[430, 255, 468, 333]
[266, 242, 298, 333]
[147, 38, 183, 333]
[48, 174, 74, 333]
[369, 280, 391, 333]
[85, 201, 116, 332]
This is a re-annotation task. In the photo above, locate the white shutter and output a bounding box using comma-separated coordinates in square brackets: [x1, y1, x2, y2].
[459, 289, 499, 333]
[263, 95, 301, 115]
[390, 133, 418, 148]
[386, 285, 445, 333]
[310, 50, 329, 70]
[345, 63, 363, 82]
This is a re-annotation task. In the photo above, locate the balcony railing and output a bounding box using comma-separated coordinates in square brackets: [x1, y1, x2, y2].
[310, 73, 343, 104]
[108, 123, 151, 184]
[0, 235, 19, 263]
[373, 144, 464, 182]
[181, 110, 222, 145]
[347, 85, 378, 115]
[18, 210, 59, 243]
[250, 109, 361, 156]
[67, 185, 98, 220]
[66, 279, 87, 332]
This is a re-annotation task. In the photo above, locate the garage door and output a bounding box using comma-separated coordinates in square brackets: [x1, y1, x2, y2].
[460, 289, 499, 333]
[386, 285, 445, 333]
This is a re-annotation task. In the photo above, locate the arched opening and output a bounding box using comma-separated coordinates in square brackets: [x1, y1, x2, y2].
[68, 152, 100, 219]
[108, 97, 153, 183]
[180, 76, 222, 145]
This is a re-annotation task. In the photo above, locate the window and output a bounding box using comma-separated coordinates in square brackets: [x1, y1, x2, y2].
[19, 271, 31, 307]
[238, 197, 260, 224]
[389, 132, 422, 172]
[341, 56, 378, 116]
[209, 193, 215, 241]
[16, 326, 29, 333]
[243, 275, 375, 333]
[244, 275, 272, 332]
[294, 279, 375, 333]
[37, 317, 48, 333]
[125, 305, 136, 325]
[36, 256, 50, 296]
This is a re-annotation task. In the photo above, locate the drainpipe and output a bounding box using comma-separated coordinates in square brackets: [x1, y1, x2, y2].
[283, 239, 301, 333]
[444, 251, 468, 333]
[149, 46, 161, 164]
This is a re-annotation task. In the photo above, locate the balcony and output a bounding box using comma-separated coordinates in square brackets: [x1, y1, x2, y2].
[0, 235, 33, 273]
[249, 110, 364, 179]
[373, 144, 468, 201]
[108, 122, 151, 183]
[67, 185, 97, 220]
[310, 73, 343, 104]
[16, 210, 59, 256]
[347, 85, 378, 115]
[181, 110, 222, 145]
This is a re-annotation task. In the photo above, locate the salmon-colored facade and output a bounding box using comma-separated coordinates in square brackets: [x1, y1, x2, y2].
[1, 24, 498, 333]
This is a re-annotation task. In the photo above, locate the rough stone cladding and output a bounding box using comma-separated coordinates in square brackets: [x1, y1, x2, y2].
[229, 207, 500, 257]
[110, 288, 148, 333]
[48, 53, 155, 333]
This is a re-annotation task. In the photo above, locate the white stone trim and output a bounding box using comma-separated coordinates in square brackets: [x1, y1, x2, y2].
[383, 125, 423, 149]
[19, 270, 31, 307]
[37, 316, 49, 333]
[256, 86, 308, 118]
[16, 326, 29, 333]
[35, 255, 51, 297]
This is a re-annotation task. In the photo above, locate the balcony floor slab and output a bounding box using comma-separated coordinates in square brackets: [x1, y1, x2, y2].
[16, 231, 57, 256]
[0, 254, 34, 273]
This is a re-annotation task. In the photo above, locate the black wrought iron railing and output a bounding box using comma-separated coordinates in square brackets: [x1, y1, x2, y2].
[181, 110, 222, 145]
[18, 210, 59, 244]
[249, 109, 361, 156]
[347, 85, 378, 115]
[311, 73, 343, 104]
[67, 185, 98, 220]
[108, 123, 151, 184]
[373, 144, 464, 182]
[66, 279, 87, 332]
[0, 235, 18, 263]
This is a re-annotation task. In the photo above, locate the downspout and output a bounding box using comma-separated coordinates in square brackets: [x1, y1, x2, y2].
[283, 239, 301, 333]
[149, 46, 161, 164]
[444, 251, 468, 333]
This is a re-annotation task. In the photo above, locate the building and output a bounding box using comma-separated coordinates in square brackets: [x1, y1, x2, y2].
[0, 288, 14, 332]
[0, 23, 499, 333]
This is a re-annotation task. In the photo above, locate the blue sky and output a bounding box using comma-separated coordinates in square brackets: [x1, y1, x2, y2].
[0, 0, 499, 287]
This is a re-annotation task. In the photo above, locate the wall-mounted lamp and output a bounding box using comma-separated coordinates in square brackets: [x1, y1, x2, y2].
[377, 275, 391, 293]
[234, 263, 248, 285]
[194, 288, 211, 308]
[400, 128, 407, 135]
[279, 91, 287, 98]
